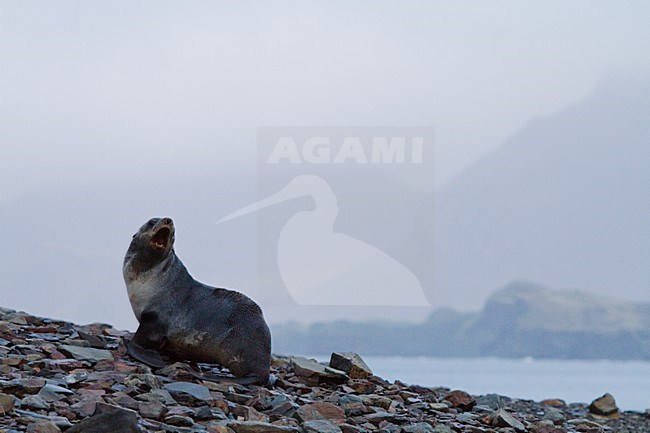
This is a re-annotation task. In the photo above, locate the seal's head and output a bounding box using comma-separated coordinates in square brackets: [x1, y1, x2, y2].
[125, 217, 176, 274]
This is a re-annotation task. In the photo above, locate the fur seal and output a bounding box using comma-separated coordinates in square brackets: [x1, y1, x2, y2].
[123, 217, 271, 385]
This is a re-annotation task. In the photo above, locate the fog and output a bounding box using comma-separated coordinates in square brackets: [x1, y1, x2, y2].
[3, 1, 648, 201]
[1, 1, 650, 330]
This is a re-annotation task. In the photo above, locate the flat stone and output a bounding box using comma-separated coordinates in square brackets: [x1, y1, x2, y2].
[164, 414, 195, 427]
[206, 426, 237, 433]
[444, 390, 476, 411]
[25, 421, 62, 433]
[360, 394, 392, 410]
[70, 395, 103, 418]
[329, 353, 373, 379]
[0, 378, 46, 397]
[428, 403, 449, 412]
[589, 393, 619, 416]
[296, 401, 346, 424]
[542, 407, 566, 425]
[138, 400, 166, 420]
[0, 392, 15, 414]
[402, 423, 435, 433]
[492, 409, 526, 432]
[302, 420, 343, 433]
[21, 395, 50, 410]
[58, 345, 113, 362]
[66, 403, 139, 433]
[164, 381, 213, 401]
[14, 409, 73, 428]
[232, 404, 269, 422]
[290, 357, 348, 385]
[226, 420, 302, 433]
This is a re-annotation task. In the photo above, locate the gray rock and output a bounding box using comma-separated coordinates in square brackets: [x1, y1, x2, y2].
[542, 407, 565, 425]
[138, 389, 177, 405]
[14, 409, 73, 428]
[359, 394, 392, 410]
[0, 378, 46, 397]
[164, 381, 213, 401]
[303, 420, 343, 433]
[290, 357, 348, 385]
[492, 409, 526, 432]
[329, 353, 373, 379]
[402, 422, 435, 433]
[25, 421, 62, 433]
[589, 393, 619, 416]
[66, 403, 139, 433]
[431, 426, 454, 433]
[164, 414, 195, 427]
[296, 401, 346, 424]
[58, 345, 113, 362]
[0, 392, 15, 414]
[21, 395, 50, 410]
[138, 400, 166, 420]
[475, 394, 504, 410]
[428, 403, 449, 412]
[226, 420, 302, 433]
[567, 418, 604, 428]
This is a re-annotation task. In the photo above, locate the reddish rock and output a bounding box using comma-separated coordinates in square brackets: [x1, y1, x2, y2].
[444, 390, 476, 411]
[296, 401, 346, 424]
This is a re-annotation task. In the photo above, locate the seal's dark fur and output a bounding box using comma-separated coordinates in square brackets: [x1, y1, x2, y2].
[123, 217, 271, 385]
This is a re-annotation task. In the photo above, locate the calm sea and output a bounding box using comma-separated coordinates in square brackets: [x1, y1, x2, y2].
[313, 356, 650, 412]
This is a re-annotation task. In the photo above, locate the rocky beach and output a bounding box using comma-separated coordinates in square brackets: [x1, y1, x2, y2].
[0, 307, 648, 433]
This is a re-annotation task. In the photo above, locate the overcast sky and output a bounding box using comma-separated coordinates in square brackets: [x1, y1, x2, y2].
[2, 1, 649, 204]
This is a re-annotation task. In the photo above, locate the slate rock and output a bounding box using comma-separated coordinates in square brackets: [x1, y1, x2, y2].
[492, 409, 526, 432]
[402, 422, 435, 433]
[303, 419, 343, 433]
[542, 407, 566, 425]
[66, 403, 139, 433]
[329, 352, 373, 379]
[588, 393, 619, 416]
[226, 420, 302, 433]
[14, 409, 73, 428]
[70, 395, 103, 418]
[0, 392, 15, 414]
[164, 381, 213, 401]
[25, 421, 62, 433]
[0, 378, 46, 397]
[21, 395, 50, 410]
[296, 401, 346, 424]
[290, 357, 348, 385]
[59, 345, 113, 362]
[444, 390, 476, 411]
[138, 400, 166, 420]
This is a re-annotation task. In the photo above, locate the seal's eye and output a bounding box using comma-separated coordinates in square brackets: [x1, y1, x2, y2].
[132, 233, 137, 239]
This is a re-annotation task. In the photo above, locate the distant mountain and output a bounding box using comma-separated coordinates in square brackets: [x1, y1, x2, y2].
[432, 73, 650, 310]
[272, 281, 650, 360]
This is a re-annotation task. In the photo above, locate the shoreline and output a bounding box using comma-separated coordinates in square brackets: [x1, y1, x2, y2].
[1, 307, 648, 432]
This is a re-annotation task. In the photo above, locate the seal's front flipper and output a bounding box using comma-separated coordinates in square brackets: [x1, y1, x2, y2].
[128, 311, 168, 369]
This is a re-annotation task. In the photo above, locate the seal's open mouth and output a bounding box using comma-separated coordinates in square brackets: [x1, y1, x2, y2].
[151, 227, 171, 250]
